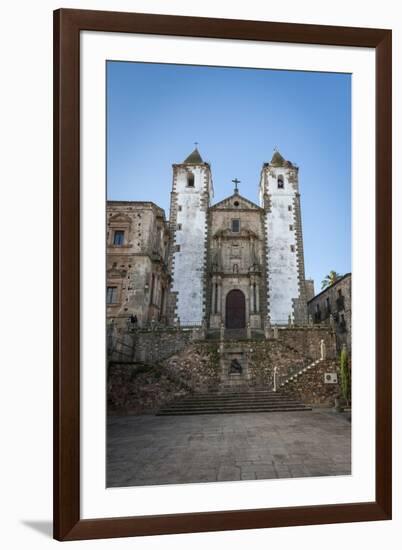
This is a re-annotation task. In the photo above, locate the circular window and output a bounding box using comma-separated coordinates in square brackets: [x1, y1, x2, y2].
[234, 201, 239, 207]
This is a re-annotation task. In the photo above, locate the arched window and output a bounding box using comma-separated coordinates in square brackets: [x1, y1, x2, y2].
[187, 172, 194, 187]
[277, 175, 284, 189]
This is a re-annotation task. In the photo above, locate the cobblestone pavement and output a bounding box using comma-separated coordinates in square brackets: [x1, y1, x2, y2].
[107, 410, 351, 487]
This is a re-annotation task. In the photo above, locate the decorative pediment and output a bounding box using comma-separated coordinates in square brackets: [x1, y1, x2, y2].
[107, 267, 127, 279]
[108, 212, 132, 224]
[210, 193, 261, 211]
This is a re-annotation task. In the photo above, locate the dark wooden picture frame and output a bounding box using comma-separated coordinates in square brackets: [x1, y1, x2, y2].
[53, 8, 392, 541]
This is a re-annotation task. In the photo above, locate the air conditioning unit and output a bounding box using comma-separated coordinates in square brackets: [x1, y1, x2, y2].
[324, 372, 338, 384]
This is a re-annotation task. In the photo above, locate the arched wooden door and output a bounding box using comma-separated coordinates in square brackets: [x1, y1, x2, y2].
[225, 289, 246, 329]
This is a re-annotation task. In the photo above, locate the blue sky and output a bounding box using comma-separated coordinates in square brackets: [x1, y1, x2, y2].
[107, 61, 351, 292]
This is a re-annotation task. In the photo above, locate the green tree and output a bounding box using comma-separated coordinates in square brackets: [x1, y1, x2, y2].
[321, 270, 342, 290]
[339, 347, 351, 406]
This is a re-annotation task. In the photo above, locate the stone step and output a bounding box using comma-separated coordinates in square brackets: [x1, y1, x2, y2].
[172, 401, 298, 408]
[162, 391, 294, 399]
[166, 399, 298, 407]
[174, 392, 289, 399]
[157, 391, 310, 416]
[161, 398, 305, 405]
[158, 406, 310, 414]
[189, 390, 279, 397]
[157, 406, 311, 416]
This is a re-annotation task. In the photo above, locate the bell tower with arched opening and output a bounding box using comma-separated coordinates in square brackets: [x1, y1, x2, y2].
[259, 150, 308, 325]
[167, 147, 213, 326]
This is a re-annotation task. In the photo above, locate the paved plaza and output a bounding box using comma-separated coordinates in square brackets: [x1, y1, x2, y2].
[107, 409, 351, 487]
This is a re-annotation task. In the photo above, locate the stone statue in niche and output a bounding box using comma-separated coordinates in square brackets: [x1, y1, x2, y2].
[229, 358, 242, 374]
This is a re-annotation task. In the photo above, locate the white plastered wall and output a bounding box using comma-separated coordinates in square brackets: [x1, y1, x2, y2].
[171, 165, 211, 325]
[263, 167, 300, 324]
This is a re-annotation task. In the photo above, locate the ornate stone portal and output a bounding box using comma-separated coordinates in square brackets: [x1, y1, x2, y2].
[208, 192, 265, 331]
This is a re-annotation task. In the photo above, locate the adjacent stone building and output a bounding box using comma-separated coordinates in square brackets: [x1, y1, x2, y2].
[107, 148, 310, 331]
[307, 273, 351, 352]
[106, 202, 170, 327]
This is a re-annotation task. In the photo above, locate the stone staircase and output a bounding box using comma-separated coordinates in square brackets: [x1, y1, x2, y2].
[156, 390, 311, 416]
[279, 358, 324, 389]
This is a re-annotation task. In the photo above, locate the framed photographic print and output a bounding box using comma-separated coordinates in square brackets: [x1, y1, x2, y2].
[53, 8, 392, 541]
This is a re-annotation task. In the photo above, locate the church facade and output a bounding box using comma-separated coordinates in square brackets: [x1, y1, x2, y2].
[167, 147, 308, 329]
[106, 148, 310, 330]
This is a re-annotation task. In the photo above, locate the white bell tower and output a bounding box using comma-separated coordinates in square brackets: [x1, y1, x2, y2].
[168, 147, 213, 326]
[259, 150, 307, 325]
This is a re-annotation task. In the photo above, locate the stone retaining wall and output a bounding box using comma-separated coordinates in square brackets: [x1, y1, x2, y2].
[279, 326, 336, 360]
[108, 325, 335, 366]
[132, 328, 192, 363]
[282, 358, 339, 405]
[217, 339, 307, 389]
[107, 325, 339, 413]
[107, 325, 194, 364]
[108, 342, 220, 414]
[163, 343, 220, 392]
[107, 362, 190, 414]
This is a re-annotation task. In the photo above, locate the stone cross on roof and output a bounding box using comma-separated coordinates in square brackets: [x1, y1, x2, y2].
[232, 178, 240, 194]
